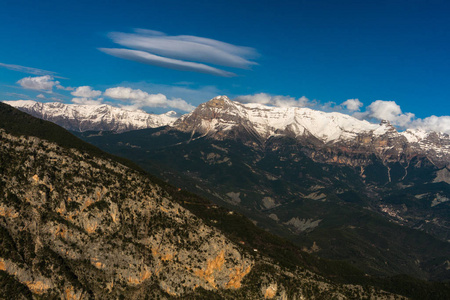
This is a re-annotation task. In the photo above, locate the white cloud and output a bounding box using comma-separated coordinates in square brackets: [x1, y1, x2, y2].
[71, 86, 102, 98]
[72, 97, 104, 105]
[109, 30, 258, 69]
[165, 98, 196, 112]
[366, 100, 415, 127]
[134, 29, 167, 36]
[104, 87, 195, 111]
[36, 94, 46, 99]
[100, 29, 258, 76]
[341, 99, 363, 111]
[367, 100, 402, 121]
[17, 75, 60, 91]
[409, 116, 450, 134]
[70, 86, 102, 106]
[235, 93, 310, 107]
[351, 99, 450, 134]
[99, 48, 236, 77]
[104, 87, 159, 103]
[56, 84, 74, 91]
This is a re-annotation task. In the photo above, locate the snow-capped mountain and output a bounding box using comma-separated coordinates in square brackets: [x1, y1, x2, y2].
[174, 96, 450, 167]
[175, 95, 383, 142]
[3, 100, 178, 133]
[4, 96, 449, 166]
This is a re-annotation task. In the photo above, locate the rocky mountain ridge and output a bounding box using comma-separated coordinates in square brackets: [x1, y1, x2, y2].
[3, 100, 178, 133]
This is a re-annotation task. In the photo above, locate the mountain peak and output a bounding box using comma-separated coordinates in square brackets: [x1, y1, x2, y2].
[173, 96, 248, 135]
[203, 95, 234, 109]
[211, 95, 231, 101]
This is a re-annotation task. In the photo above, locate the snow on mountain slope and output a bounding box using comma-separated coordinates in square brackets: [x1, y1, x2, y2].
[4, 97, 449, 164]
[174, 96, 450, 165]
[241, 102, 382, 142]
[175, 96, 445, 142]
[3, 100, 178, 132]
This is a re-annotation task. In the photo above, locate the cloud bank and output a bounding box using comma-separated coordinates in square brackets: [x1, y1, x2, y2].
[13, 74, 194, 112]
[104, 87, 195, 111]
[100, 29, 258, 77]
[359, 100, 449, 134]
[348, 99, 449, 134]
[11, 72, 448, 133]
[410, 116, 450, 134]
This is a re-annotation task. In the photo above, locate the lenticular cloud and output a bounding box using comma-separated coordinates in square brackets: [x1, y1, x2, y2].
[99, 29, 258, 77]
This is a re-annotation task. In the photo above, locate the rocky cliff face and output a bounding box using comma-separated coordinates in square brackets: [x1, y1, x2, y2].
[3, 100, 178, 133]
[0, 129, 255, 297]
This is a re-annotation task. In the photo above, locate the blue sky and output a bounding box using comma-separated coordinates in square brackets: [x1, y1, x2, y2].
[1, 0, 449, 132]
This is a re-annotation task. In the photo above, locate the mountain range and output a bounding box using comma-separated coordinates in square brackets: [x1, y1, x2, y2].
[6, 98, 450, 161]
[6, 97, 449, 169]
[3, 100, 441, 298]
[3, 97, 450, 287]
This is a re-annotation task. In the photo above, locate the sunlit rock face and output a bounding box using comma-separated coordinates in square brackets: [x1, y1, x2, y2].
[0, 129, 254, 298]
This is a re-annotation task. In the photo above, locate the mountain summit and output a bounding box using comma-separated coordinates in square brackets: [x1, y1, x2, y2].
[175, 95, 384, 142]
